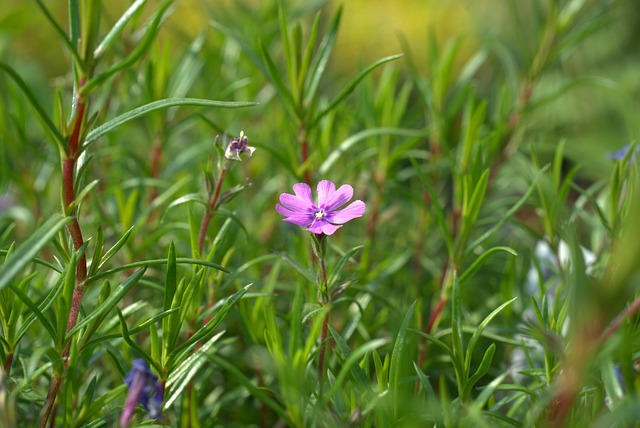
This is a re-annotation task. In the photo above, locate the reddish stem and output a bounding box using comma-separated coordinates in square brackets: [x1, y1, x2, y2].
[42, 78, 89, 427]
[3, 353, 13, 376]
[197, 168, 227, 255]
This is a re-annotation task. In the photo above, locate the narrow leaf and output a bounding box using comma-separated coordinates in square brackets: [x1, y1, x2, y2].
[0, 214, 71, 292]
[85, 98, 257, 146]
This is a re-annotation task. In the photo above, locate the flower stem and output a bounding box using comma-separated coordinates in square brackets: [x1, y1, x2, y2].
[317, 256, 330, 395]
[298, 125, 311, 185]
[197, 168, 227, 255]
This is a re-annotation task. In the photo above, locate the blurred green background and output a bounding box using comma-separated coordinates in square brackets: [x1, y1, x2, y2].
[1, 0, 639, 178]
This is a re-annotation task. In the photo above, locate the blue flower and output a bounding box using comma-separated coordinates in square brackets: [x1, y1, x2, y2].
[120, 359, 164, 428]
[607, 144, 638, 161]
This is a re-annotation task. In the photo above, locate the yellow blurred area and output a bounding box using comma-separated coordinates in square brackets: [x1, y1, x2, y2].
[1, 0, 478, 77]
[327, 0, 475, 74]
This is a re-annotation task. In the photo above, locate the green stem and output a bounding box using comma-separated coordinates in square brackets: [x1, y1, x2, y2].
[316, 255, 330, 395]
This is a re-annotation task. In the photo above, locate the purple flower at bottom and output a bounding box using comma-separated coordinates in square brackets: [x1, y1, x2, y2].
[276, 180, 366, 235]
[120, 359, 164, 428]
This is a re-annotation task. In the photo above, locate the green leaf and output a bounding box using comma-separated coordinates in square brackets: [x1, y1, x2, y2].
[209, 354, 292, 425]
[81, 0, 172, 94]
[329, 326, 371, 391]
[458, 169, 490, 249]
[388, 301, 416, 418]
[34, 0, 83, 71]
[319, 128, 423, 175]
[259, 41, 299, 121]
[304, 5, 342, 104]
[322, 338, 389, 405]
[467, 166, 546, 250]
[459, 247, 518, 284]
[410, 157, 454, 258]
[328, 245, 363, 289]
[116, 307, 155, 371]
[167, 284, 251, 367]
[165, 330, 226, 408]
[0, 62, 68, 152]
[9, 282, 57, 343]
[274, 251, 317, 284]
[463, 343, 496, 400]
[0, 214, 71, 292]
[66, 267, 146, 340]
[310, 54, 403, 129]
[164, 242, 177, 312]
[93, 0, 148, 60]
[87, 257, 227, 285]
[96, 226, 133, 273]
[464, 297, 517, 377]
[84, 98, 257, 147]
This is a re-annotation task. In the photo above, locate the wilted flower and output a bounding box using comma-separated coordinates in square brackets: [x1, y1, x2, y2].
[120, 359, 164, 428]
[224, 131, 255, 161]
[276, 180, 366, 235]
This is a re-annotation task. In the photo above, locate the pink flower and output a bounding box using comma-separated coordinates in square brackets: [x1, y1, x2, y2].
[276, 180, 366, 235]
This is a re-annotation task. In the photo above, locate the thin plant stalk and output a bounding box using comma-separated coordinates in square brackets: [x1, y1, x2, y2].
[42, 77, 90, 427]
[197, 168, 227, 256]
[316, 251, 330, 396]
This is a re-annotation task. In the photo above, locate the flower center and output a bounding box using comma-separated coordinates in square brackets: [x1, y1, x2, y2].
[314, 209, 326, 219]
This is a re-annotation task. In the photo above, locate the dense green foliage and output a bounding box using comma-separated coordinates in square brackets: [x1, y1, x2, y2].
[1, 0, 640, 426]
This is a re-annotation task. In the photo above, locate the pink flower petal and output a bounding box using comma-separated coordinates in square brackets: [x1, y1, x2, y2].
[293, 183, 314, 206]
[306, 218, 325, 234]
[326, 184, 354, 211]
[316, 180, 336, 208]
[279, 193, 313, 212]
[275, 203, 301, 217]
[283, 215, 313, 227]
[319, 222, 342, 235]
[327, 200, 366, 224]
[306, 219, 341, 235]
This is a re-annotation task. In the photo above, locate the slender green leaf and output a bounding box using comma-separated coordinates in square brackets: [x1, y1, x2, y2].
[459, 247, 518, 284]
[165, 330, 226, 407]
[0, 214, 71, 292]
[304, 5, 342, 103]
[34, 0, 83, 70]
[93, 0, 148, 59]
[320, 128, 423, 175]
[9, 283, 57, 343]
[310, 54, 403, 129]
[85, 98, 257, 146]
[87, 257, 226, 284]
[164, 243, 177, 312]
[209, 354, 292, 425]
[67, 268, 146, 340]
[464, 297, 517, 376]
[463, 343, 496, 399]
[389, 301, 416, 418]
[322, 338, 389, 405]
[81, 0, 172, 94]
[0, 62, 68, 152]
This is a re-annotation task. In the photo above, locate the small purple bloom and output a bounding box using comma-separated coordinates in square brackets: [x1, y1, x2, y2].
[607, 144, 638, 161]
[224, 131, 255, 161]
[120, 359, 164, 428]
[276, 180, 366, 235]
